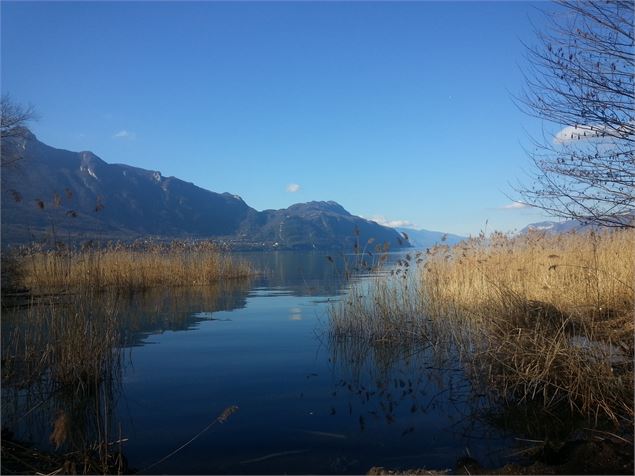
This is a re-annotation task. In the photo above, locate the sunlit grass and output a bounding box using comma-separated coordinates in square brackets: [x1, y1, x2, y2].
[7, 240, 254, 293]
[330, 229, 634, 424]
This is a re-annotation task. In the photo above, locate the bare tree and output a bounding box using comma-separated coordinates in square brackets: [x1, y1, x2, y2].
[1, 94, 37, 167]
[518, 0, 635, 228]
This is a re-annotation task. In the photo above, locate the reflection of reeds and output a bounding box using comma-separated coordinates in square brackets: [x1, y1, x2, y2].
[1, 291, 125, 473]
[2, 292, 121, 391]
[8, 240, 254, 294]
[1, 279, 251, 474]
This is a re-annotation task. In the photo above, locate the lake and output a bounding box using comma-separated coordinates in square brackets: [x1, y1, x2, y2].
[2, 250, 521, 474]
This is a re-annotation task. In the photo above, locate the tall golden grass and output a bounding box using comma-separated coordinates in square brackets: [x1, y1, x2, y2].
[330, 278, 418, 342]
[420, 228, 634, 423]
[329, 228, 634, 424]
[421, 229, 633, 335]
[9, 240, 254, 293]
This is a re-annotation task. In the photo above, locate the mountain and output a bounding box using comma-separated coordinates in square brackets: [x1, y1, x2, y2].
[1, 132, 409, 250]
[519, 220, 589, 234]
[396, 227, 465, 249]
[520, 211, 635, 234]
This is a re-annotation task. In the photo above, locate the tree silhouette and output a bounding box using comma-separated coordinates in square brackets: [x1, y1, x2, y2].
[518, 0, 634, 228]
[1, 94, 37, 168]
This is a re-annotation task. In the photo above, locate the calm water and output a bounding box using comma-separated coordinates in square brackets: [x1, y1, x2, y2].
[3, 251, 520, 474]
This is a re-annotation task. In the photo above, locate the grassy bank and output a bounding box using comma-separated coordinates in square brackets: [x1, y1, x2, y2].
[330, 229, 634, 424]
[5, 240, 254, 294]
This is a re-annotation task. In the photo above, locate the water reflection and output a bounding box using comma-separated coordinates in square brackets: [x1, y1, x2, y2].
[2, 291, 126, 473]
[116, 281, 252, 346]
[1, 280, 253, 473]
[236, 250, 405, 297]
[326, 335, 511, 472]
[0, 251, 569, 475]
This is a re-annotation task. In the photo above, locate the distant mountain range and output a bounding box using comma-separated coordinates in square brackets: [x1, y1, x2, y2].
[396, 227, 465, 249]
[1, 132, 410, 250]
[519, 220, 590, 234]
[520, 214, 634, 234]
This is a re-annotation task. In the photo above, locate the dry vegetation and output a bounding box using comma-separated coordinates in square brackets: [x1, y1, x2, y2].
[330, 269, 420, 343]
[2, 292, 122, 391]
[6, 240, 254, 294]
[1, 239, 253, 474]
[421, 228, 634, 423]
[1, 291, 125, 474]
[330, 229, 635, 425]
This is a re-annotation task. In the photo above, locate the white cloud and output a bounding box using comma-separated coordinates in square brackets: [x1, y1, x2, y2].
[553, 122, 633, 144]
[368, 215, 415, 228]
[286, 183, 301, 193]
[113, 129, 136, 140]
[501, 201, 531, 210]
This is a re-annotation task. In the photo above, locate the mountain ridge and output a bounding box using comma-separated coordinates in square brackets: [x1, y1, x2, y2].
[1, 133, 410, 250]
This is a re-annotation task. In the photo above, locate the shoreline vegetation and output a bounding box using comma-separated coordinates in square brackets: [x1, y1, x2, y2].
[2, 240, 255, 295]
[419, 228, 634, 423]
[1, 240, 254, 474]
[2, 230, 633, 474]
[330, 228, 634, 473]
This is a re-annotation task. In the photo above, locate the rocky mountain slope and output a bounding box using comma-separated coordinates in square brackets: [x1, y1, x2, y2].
[1, 132, 409, 250]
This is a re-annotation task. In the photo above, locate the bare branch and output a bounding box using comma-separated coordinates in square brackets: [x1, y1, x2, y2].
[517, 0, 635, 228]
[1, 94, 38, 168]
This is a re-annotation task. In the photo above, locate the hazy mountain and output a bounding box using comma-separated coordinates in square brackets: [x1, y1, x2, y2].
[396, 227, 465, 249]
[520, 217, 627, 234]
[519, 220, 589, 234]
[520, 212, 634, 234]
[1, 132, 409, 250]
[243, 201, 410, 250]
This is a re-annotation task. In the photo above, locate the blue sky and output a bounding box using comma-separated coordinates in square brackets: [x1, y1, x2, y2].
[2, 1, 557, 235]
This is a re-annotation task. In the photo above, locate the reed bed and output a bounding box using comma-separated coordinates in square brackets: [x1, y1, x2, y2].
[421, 229, 634, 337]
[2, 291, 122, 393]
[8, 240, 254, 293]
[1, 290, 125, 473]
[330, 277, 420, 343]
[421, 228, 634, 423]
[329, 229, 634, 424]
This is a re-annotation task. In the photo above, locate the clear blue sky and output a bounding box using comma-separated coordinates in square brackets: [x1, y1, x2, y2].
[2, 1, 556, 236]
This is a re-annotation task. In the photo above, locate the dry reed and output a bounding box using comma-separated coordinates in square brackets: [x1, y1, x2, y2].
[420, 228, 634, 423]
[2, 291, 122, 392]
[8, 240, 254, 294]
[1, 291, 125, 473]
[330, 277, 419, 343]
[329, 228, 634, 424]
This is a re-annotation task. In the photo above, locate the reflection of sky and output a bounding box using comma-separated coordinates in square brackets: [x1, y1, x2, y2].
[289, 307, 302, 321]
[113, 257, 515, 474]
[234, 249, 413, 298]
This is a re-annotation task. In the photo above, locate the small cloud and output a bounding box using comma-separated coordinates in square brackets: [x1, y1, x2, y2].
[286, 183, 301, 193]
[552, 122, 633, 144]
[113, 129, 136, 140]
[554, 125, 598, 144]
[501, 201, 530, 210]
[368, 215, 415, 228]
